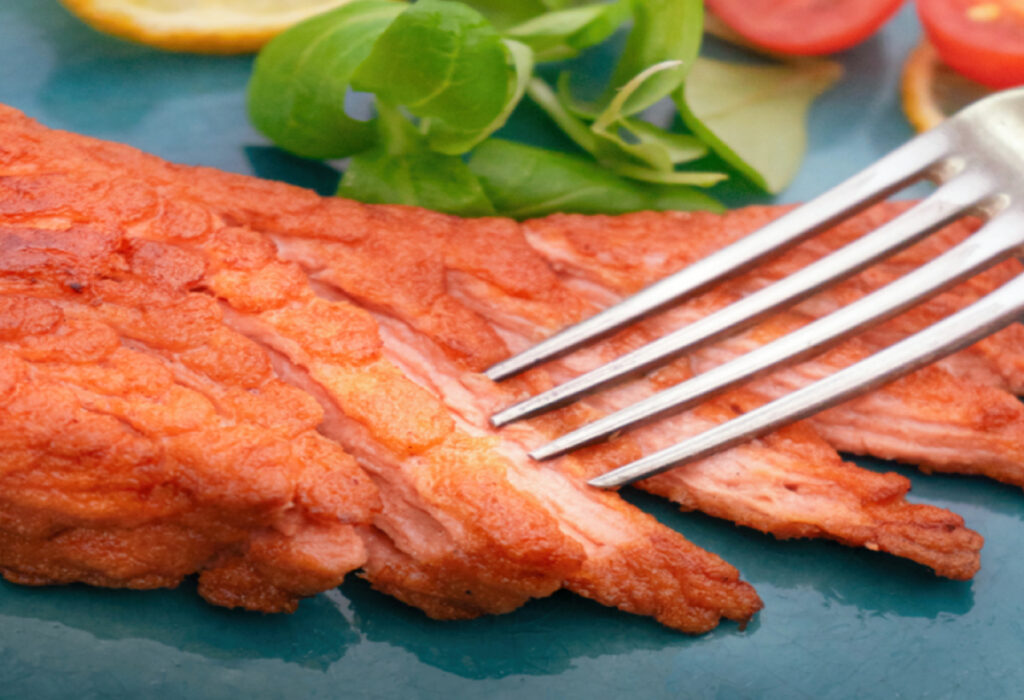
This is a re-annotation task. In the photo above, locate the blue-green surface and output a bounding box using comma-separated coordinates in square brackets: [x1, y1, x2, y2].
[1, 3, 1022, 698]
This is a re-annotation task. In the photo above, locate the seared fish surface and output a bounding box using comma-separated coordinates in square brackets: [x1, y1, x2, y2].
[2, 105, 1018, 630]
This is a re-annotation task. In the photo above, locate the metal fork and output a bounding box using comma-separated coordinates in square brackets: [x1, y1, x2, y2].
[485, 87, 1024, 489]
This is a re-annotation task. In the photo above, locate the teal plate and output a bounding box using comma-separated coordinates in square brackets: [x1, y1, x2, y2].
[2, 3, 1023, 698]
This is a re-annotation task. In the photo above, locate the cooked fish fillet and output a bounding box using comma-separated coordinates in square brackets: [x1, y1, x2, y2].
[438, 215, 986, 579]
[0, 105, 1003, 627]
[186, 183, 984, 580]
[0, 104, 762, 632]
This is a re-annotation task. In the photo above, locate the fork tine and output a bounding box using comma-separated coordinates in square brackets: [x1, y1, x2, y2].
[490, 173, 991, 427]
[484, 129, 952, 383]
[589, 270, 1024, 488]
[531, 210, 1024, 461]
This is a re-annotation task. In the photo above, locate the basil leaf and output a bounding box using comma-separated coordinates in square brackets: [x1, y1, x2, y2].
[504, 1, 631, 62]
[352, 0, 511, 148]
[425, 38, 535, 154]
[337, 101, 495, 216]
[677, 57, 842, 193]
[605, 0, 703, 116]
[468, 139, 722, 219]
[247, 0, 404, 160]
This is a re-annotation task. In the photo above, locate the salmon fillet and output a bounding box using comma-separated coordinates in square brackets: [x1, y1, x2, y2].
[195, 187, 984, 580]
[437, 217, 986, 579]
[0, 105, 762, 632]
[0, 104, 1005, 629]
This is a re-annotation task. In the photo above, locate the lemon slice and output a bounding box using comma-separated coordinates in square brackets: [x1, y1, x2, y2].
[59, 0, 373, 54]
[901, 39, 992, 132]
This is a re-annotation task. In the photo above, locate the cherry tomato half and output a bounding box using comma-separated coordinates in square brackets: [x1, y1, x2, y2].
[706, 0, 907, 56]
[918, 0, 1024, 88]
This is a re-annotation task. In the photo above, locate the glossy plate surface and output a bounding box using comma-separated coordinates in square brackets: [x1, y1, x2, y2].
[1, 3, 1021, 697]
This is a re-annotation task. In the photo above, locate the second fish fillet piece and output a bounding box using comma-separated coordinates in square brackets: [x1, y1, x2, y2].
[444, 215, 984, 580]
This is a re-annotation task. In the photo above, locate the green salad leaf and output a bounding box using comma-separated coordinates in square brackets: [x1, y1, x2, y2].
[459, 0, 562, 29]
[468, 139, 722, 219]
[622, 119, 707, 164]
[523, 0, 723, 188]
[338, 102, 495, 216]
[611, 162, 725, 186]
[605, 0, 703, 116]
[424, 38, 535, 154]
[526, 77, 601, 154]
[246, 0, 405, 160]
[528, 70, 725, 185]
[340, 149, 496, 215]
[504, 1, 630, 62]
[247, 0, 844, 219]
[590, 59, 692, 171]
[677, 57, 842, 193]
[352, 0, 516, 154]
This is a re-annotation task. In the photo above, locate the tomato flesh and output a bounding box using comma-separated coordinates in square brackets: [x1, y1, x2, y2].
[918, 0, 1024, 88]
[707, 0, 907, 55]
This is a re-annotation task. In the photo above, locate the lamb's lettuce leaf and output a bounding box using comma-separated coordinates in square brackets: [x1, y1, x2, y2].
[352, 0, 519, 154]
[246, 1, 404, 159]
[337, 102, 495, 216]
[504, 1, 630, 62]
[623, 119, 707, 164]
[249, 0, 839, 218]
[459, 0, 566, 29]
[604, 0, 703, 116]
[423, 38, 535, 154]
[524, 0, 722, 185]
[528, 72, 724, 184]
[677, 57, 842, 193]
[340, 148, 496, 215]
[591, 60, 697, 171]
[469, 139, 722, 218]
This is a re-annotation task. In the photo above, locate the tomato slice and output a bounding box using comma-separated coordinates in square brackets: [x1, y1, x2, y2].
[706, 0, 907, 56]
[918, 0, 1024, 89]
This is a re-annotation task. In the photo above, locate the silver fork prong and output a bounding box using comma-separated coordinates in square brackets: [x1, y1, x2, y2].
[491, 173, 990, 427]
[484, 129, 952, 383]
[530, 209, 1024, 461]
[589, 270, 1024, 488]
